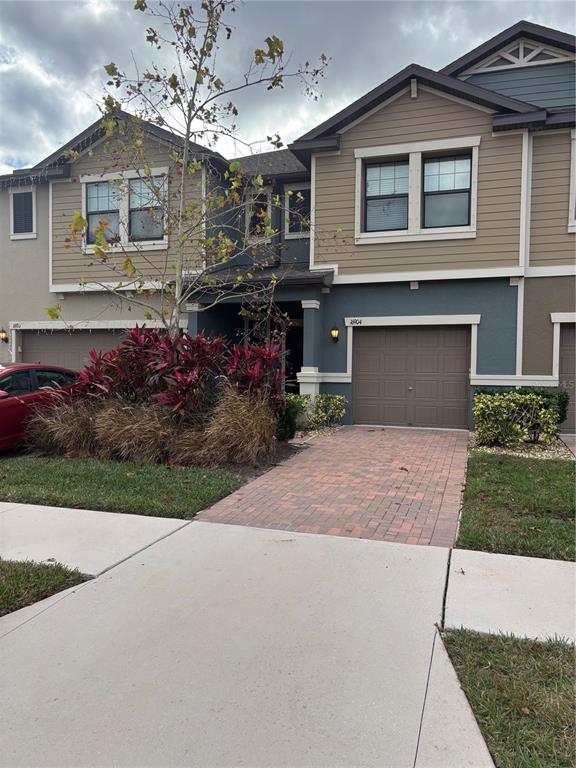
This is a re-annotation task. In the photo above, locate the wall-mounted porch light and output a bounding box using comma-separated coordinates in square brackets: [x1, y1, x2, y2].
[330, 325, 339, 343]
[0, 328, 9, 344]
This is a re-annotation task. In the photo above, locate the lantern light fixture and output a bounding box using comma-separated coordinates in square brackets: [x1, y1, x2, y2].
[330, 326, 339, 343]
[0, 328, 9, 344]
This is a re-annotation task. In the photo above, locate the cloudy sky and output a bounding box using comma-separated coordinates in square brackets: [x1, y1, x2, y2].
[0, 0, 574, 173]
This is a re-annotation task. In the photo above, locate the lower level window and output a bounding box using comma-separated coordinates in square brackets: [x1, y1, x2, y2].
[423, 155, 471, 228]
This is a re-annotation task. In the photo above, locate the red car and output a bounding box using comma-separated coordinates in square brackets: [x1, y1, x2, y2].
[0, 363, 79, 450]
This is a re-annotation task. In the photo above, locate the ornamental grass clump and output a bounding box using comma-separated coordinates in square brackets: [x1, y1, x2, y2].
[94, 402, 177, 464]
[25, 398, 99, 458]
[473, 391, 559, 447]
[200, 384, 277, 466]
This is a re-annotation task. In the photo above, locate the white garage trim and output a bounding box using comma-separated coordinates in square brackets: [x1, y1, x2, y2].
[9, 319, 187, 331]
[297, 314, 481, 388]
[551, 312, 576, 379]
[9, 319, 187, 363]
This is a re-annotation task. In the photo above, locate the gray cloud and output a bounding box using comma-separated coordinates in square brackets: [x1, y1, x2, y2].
[0, 0, 574, 171]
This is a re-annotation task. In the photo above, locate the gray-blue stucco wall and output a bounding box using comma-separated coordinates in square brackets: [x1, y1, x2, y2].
[315, 278, 518, 425]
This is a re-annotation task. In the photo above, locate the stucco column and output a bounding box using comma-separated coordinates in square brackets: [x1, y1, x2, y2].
[298, 299, 322, 398]
[186, 302, 203, 336]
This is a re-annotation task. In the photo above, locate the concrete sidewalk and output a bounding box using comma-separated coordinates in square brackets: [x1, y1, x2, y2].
[0, 501, 188, 575]
[0, 521, 492, 767]
[445, 548, 576, 641]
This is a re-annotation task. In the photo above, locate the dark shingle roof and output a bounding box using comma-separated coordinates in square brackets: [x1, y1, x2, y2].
[235, 149, 307, 177]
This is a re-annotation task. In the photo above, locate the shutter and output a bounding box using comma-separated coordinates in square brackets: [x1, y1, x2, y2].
[12, 191, 34, 234]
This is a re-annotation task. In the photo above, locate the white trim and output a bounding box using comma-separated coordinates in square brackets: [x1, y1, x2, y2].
[81, 167, 169, 254]
[354, 138, 479, 245]
[245, 185, 272, 245]
[460, 39, 575, 76]
[410, 78, 418, 99]
[550, 313, 576, 380]
[10, 328, 18, 363]
[9, 319, 187, 331]
[515, 277, 524, 375]
[470, 325, 478, 376]
[551, 312, 576, 324]
[344, 314, 481, 327]
[519, 130, 532, 268]
[353, 135, 481, 159]
[470, 375, 559, 386]
[284, 182, 311, 240]
[309, 155, 316, 269]
[332, 266, 522, 285]
[525, 265, 576, 277]
[301, 300, 320, 310]
[303, 315, 481, 385]
[9, 185, 37, 240]
[418, 86, 494, 114]
[79, 167, 169, 184]
[568, 129, 576, 233]
[552, 321, 561, 378]
[48, 281, 164, 294]
[49, 181, 53, 291]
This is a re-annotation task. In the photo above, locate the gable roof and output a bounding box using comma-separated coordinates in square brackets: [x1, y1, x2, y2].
[235, 148, 307, 178]
[291, 63, 536, 148]
[0, 112, 228, 188]
[440, 20, 575, 77]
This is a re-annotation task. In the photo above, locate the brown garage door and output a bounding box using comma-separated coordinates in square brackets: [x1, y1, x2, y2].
[21, 330, 125, 370]
[559, 323, 575, 434]
[353, 326, 470, 428]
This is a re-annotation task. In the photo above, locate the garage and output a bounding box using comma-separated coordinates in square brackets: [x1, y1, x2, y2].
[559, 323, 575, 434]
[352, 326, 470, 429]
[20, 329, 125, 370]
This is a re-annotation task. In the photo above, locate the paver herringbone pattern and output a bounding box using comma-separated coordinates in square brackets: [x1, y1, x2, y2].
[199, 426, 469, 546]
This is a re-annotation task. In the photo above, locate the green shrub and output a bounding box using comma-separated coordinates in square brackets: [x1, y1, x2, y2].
[275, 393, 312, 441]
[473, 392, 559, 447]
[306, 394, 347, 430]
[475, 386, 569, 425]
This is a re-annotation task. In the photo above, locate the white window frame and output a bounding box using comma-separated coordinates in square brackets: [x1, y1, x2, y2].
[284, 183, 311, 240]
[80, 167, 168, 254]
[9, 185, 37, 240]
[245, 185, 272, 244]
[354, 136, 480, 245]
[568, 129, 576, 234]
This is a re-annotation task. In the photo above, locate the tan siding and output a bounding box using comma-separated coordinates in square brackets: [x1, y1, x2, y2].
[529, 131, 575, 267]
[51, 133, 202, 285]
[314, 88, 522, 274]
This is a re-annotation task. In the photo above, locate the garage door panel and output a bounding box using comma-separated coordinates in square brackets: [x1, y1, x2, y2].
[353, 325, 470, 428]
[22, 330, 125, 370]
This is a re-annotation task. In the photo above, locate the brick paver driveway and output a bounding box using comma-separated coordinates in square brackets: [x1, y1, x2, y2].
[200, 426, 469, 547]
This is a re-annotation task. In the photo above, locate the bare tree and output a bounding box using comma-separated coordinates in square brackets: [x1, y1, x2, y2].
[55, 0, 328, 336]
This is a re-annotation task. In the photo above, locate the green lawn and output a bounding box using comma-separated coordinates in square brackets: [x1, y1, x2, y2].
[457, 452, 575, 560]
[0, 456, 244, 518]
[0, 559, 89, 617]
[443, 630, 575, 768]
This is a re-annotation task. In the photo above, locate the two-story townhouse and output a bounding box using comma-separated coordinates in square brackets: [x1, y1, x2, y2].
[0, 112, 225, 368]
[196, 19, 575, 431]
[2, 20, 574, 431]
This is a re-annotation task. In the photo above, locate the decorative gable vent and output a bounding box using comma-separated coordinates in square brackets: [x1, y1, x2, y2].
[461, 39, 575, 77]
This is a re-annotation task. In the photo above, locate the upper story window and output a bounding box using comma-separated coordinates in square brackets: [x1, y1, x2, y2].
[10, 186, 37, 240]
[86, 182, 120, 245]
[354, 136, 480, 245]
[245, 188, 272, 242]
[365, 160, 408, 231]
[284, 184, 311, 239]
[129, 178, 165, 241]
[80, 168, 168, 252]
[423, 154, 471, 228]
